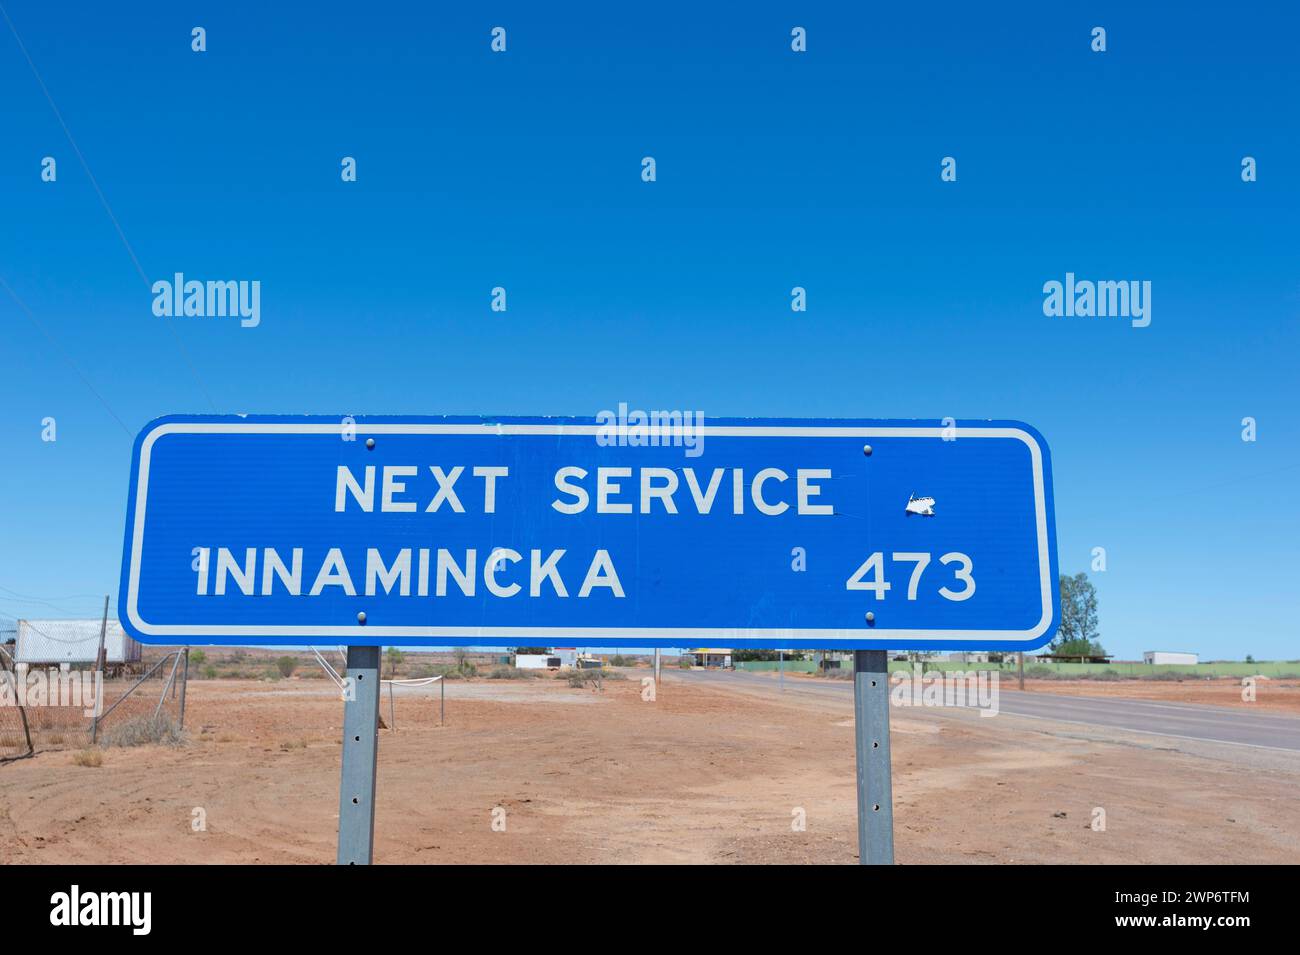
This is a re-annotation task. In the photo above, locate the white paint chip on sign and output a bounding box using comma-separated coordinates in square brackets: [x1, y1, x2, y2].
[905, 494, 935, 516]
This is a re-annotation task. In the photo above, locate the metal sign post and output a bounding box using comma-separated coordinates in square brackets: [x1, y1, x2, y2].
[337, 645, 380, 865]
[853, 649, 894, 864]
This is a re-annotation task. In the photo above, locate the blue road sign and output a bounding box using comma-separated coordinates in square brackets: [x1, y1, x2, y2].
[118, 415, 1059, 650]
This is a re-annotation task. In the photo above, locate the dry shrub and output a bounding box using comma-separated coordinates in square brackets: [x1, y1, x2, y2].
[100, 713, 184, 748]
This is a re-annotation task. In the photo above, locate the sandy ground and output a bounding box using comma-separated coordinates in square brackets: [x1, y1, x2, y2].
[2, 671, 1298, 864]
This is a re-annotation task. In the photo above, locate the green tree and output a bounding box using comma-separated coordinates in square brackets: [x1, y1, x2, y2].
[452, 647, 476, 677]
[732, 649, 784, 662]
[386, 646, 405, 678]
[1053, 573, 1104, 657]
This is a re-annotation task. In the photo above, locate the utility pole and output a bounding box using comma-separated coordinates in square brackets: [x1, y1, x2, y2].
[653, 647, 660, 686]
[94, 595, 109, 673]
[90, 595, 109, 744]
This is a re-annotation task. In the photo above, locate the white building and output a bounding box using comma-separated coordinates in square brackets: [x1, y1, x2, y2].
[514, 648, 580, 669]
[1143, 650, 1198, 665]
[514, 653, 559, 669]
[16, 618, 142, 666]
[685, 648, 732, 668]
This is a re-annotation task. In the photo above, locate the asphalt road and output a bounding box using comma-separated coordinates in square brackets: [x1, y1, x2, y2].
[669, 667, 1300, 752]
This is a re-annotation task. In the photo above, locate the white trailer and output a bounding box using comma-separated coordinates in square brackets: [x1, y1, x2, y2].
[1142, 650, 1199, 665]
[16, 618, 143, 668]
[514, 653, 560, 669]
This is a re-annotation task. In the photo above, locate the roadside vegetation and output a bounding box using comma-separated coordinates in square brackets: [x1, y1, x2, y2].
[561, 668, 627, 688]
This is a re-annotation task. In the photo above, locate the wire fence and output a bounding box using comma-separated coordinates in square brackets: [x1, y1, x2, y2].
[0, 647, 188, 758]
[0, 644, 34, 761]
[93, 649, 188, 746]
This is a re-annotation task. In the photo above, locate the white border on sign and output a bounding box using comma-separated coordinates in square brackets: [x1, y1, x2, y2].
[125, 423, 1054, 643]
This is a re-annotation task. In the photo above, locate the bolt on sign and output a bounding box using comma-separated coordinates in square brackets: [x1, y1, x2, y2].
[118, 416, 1059, 649]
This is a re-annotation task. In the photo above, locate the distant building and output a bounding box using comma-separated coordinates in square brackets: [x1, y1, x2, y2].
[1143, 650, 1198, 665]
[514, 647, 580, 669]
[946, 651, 991, 663]
[514, 653, 557, 669]
[1034, 652, 1112, 664]
[684, 648, 732, 668]
[16, 619, 142, 667]
[817, 650, 853, 670]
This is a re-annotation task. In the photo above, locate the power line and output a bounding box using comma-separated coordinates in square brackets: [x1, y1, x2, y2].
[0, 595, 113, 617]
[0, 1, 218, 413]
[0, 585, 109, 603]
[0, 582, 115, 618]
[1, 275, 134, 436]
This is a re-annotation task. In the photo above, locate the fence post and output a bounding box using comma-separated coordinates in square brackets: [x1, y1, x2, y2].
[0, 646, 34, 760]
[91, 653, 173, 734]
[154, 651, 182, 721]
[91, 595, 108, 744]
[94, 595, 108, 674]
[179, 648, 190, 731]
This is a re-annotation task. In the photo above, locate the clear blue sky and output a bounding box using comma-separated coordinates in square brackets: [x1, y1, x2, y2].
[1, 2, 1296, 661]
